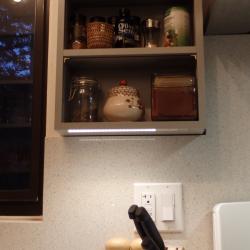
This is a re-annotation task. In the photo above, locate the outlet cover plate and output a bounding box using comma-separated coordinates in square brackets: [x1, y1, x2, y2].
[134, 183, 183, 233]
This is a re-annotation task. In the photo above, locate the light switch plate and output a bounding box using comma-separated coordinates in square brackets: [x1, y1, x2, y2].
[134, 183, 183, 232]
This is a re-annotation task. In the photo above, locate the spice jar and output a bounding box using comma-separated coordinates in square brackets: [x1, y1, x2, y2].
[70, 13, 87, 49]
[151, 74, 198, 121]
[163, 6, 191, 47]
[68, 77, 100, 122]
[142, 18, 160, 48]
[87, 16, 114, 49]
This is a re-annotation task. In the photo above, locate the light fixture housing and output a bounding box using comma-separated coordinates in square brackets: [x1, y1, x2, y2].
[67, 128, 157, 134]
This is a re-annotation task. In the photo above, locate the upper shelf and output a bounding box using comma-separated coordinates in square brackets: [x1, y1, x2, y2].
[69, 0, 191, 7]
[63, 47, 197, 58]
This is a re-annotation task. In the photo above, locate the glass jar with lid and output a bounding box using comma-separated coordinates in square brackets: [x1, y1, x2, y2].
[142, 18, 161, 48]
[68, 77, 100, 122]
[151, 74, 198, 121]
[70, 13, 87, 49]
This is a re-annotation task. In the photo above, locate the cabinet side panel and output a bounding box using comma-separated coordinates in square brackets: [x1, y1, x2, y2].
[194, 0, 206, 128]
[54, 0, 66, 130]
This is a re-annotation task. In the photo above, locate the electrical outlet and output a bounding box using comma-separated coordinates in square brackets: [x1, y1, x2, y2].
[134, 183, 183, 232]
[141, 193, 154, 205]
[141, 192, 156, 221]
[166, 247, 184, 250]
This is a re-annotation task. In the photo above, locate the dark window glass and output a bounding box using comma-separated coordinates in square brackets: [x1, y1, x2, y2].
[0, 0, 35, 190]
[0, 1, 34, 81]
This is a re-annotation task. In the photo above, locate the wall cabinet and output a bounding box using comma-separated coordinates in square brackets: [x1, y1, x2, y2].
[0, 0, 47, 216]
[55, 0, 205, 136]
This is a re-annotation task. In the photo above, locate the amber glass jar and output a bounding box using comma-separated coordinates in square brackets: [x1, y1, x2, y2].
[151, 74, 198, 121]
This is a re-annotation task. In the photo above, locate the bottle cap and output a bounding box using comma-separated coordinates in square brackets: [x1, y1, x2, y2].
[89, 16, 106, 23]
[143, 18, 160, 29]
[119, 8, 130, 17]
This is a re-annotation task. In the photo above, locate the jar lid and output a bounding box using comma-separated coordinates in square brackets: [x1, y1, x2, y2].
[164, 6, 189, 17]
[153, 75, 194, 88]
[109, 80, 139, 97]
[89, 16, 106, 23]
[72, 77, 99, 87]
[143, 19, 160, 29]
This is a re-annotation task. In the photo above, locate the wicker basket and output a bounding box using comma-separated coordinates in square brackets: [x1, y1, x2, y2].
[87, 22, 114, 49]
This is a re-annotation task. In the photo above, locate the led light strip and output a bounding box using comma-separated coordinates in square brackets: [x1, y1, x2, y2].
[67, 128, 157, 134]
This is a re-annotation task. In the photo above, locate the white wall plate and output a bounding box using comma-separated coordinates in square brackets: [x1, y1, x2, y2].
[134, 183, 183, 233]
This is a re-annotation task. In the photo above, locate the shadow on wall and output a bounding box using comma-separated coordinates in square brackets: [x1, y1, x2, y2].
[204, 34, 250, 183]
[205, 35, 250, 105]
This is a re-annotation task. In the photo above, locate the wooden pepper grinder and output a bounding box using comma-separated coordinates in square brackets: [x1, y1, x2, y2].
[105, 238, 130, 250]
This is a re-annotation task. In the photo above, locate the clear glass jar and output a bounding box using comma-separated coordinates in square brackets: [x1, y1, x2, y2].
[70, 13, 87, 49]
[142, 19, 160, 48]
[68, 77, 100, 122]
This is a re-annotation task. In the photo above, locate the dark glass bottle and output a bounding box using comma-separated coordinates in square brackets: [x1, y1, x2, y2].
[115, 8, 137, 48]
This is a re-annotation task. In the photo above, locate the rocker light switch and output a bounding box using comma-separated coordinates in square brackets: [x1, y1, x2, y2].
[161, 192, 175, 221]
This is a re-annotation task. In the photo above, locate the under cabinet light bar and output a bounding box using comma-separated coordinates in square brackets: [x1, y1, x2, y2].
[67, 128, 157, 134]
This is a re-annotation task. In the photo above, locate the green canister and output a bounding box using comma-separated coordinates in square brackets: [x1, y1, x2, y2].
[163, 6, 191, 47]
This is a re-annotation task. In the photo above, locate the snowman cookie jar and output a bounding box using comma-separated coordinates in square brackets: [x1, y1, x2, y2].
[103, 80, 144, 122]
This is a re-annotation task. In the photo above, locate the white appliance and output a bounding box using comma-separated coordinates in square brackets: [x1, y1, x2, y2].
[213, 202, 250, 250]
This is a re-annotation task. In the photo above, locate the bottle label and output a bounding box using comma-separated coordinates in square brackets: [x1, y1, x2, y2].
[118, 22, 134, 38]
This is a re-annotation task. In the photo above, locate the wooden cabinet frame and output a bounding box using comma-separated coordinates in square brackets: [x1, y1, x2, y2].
[55, 0, 205, 136]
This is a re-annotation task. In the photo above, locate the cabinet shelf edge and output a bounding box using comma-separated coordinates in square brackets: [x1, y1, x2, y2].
[63, 47, 197, 58]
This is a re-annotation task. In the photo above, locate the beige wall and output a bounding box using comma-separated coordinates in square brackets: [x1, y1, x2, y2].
[0, 0, 250, 249]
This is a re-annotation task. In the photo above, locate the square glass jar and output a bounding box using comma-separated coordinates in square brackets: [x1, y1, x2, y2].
[151, 74, 198, 121]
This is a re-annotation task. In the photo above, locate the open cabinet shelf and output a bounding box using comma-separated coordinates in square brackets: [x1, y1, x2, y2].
[55, 0, 205, 136]
[63, 47, 197, 58]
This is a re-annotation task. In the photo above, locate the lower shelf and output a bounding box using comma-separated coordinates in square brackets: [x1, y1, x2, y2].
[56, 121, 206, 136]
